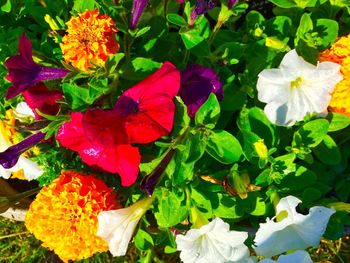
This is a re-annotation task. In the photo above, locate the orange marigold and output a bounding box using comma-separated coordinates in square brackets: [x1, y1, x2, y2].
[60, 9, 119, 72]
[329, 78, 350, 117]
[320, 34, 350, 115]
[25, 170, 120, 262]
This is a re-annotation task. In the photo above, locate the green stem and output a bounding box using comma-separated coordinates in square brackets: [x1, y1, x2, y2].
[0, 231, 28, 240]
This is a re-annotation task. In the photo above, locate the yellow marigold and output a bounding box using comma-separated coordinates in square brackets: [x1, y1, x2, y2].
[60, 9, 119, 72]
[25, 170, 120, 262]
[329, 77, 350, 117]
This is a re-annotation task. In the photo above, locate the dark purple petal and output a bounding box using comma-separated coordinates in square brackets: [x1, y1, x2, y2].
[190, 0, 217, 24]
[114, 95, 139, 116]
[227, 0, 237, 9]
[140, 149, 176, 196]
[180, 64, 223, 117]
[5, 33, 69, 100]
[130, 0, 149, 30]
[0, 132, 45, 169]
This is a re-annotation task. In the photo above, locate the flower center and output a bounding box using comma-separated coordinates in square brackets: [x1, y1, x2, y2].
[290, 77, 303, 89]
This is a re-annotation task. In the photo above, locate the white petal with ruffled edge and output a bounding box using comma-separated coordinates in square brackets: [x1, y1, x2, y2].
[257, 49, 342, 126]
[176, 217, 251, 263]
[254, 195, 335, 258]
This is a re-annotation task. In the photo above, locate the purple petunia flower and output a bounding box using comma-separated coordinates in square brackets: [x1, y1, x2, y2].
[130, 0, 149, 30]
[227, 0, 237, 9]
[5, 33, 69, 100]
[0, 132, 45, 169]
[190, 0, 216, 25]
[180, 64, 223, 117]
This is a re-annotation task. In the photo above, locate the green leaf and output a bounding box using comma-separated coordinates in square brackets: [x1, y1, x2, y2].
[315, 19, 338, 48]
[292, 119, 329, 148]
[135, 26, 151, 38]
[238, 107, 278, 147]
[172, 132, 207, 185]
[313, 135, 341, 165]
[269, 0, 297, 8]
[62, 83, 91, 111]
[180, 16, 210, 49]
[195, 93, 220, 128]
[154, 188, 188, 227]
[280, 165, 317, 190]
[167, 13, 187, 27]
[121, 58, 162, 80]
[206, 130, 243, 164]
[328, 113, 350, 132]
[72, 0, 95, 12]
[104, 53, 125, 74]
[1, 0, 11, 12]
[302, 187, 322, 204]
[190, 187, 213, 218]
[172, 97, 190, 136]
[135, 229, 154, 251]
[239, 130, 261, 162]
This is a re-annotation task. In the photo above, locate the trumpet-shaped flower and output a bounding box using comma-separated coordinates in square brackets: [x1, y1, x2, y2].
[114, 61, 180, 144]
[57, 62, 179, 186]
[5, 33, 69, 99]
[130, 0, 149, 29]
[259, 250, 312, 263]
[257, 49, 342, 126]
[176, 217, 251, 263]
[22, 82, 63, 119]
[60, 9, 119, 72]
[0, 110, 43, 180]
[56, 111, 141, 187]
[0, 132, 45, 170]
[25, 171, 120, 262]
[97, 197, 154, 256]
[254, 195, 335, 258]
[180, 64, 223, 118]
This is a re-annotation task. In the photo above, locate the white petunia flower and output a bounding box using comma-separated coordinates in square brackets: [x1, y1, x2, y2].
[14, 102, 35, 119]
[254, 195, 335, 258]
[257, 49, 342, 126]
[259, 250, 312, 263]
[97, 197, 154, 257]
[176, 217, 251, 263]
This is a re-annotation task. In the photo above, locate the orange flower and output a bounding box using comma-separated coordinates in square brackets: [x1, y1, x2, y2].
[25, 170, 120, 262]
[320, 34, 350, 116]
[329, 78, 350, 117]
[60, 9, 119, 72]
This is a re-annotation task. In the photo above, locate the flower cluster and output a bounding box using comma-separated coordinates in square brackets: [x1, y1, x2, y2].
[1, 2, 349, 263]
[25, 170, 120, 262]
[60, 9, 119, 71]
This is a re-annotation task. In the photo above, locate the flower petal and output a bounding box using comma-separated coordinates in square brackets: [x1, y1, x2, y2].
[254, 195, 335, 258]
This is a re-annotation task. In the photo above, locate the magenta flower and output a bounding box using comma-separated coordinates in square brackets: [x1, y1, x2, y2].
[0, 132, 45, 169]
[5, 33, 69, 100]
[179, 64, 223, 117]
[130, 0, 149, 30]
[23, 82, 64, 119]
[227, 0, 237, 9]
